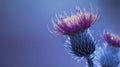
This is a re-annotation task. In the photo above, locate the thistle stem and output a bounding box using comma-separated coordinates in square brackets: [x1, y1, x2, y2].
[86, 56, 93, 67]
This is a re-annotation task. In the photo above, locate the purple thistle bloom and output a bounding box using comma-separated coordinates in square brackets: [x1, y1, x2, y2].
[94, 32, 120, 67]
[54, 9, 97, 35]
[51, 8, 98, 67]
[104, 32, 120, 47]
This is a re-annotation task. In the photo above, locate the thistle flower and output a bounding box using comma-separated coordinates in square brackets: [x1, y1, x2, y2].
[52, 8, 98, 67]
[53, 8, 97, 35]
[104, 31, 120, 47]
[94, 32, 120, 67]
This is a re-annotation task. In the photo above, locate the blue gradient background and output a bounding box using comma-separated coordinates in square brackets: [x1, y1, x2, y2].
[0, 0, 120, 67]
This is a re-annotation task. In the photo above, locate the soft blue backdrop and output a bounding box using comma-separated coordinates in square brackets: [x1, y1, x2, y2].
[0, 0, 120, 67]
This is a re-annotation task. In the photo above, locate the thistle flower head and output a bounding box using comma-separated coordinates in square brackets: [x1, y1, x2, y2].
[54, 9, 97, 35]
[103, 31, 120, 47]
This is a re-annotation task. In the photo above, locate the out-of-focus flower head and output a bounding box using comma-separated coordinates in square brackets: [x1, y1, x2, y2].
[94, 43, 120, 67]
[103, 31, 120, 47]
[53, 8, 98, 35]
[94, 31, 120, 67]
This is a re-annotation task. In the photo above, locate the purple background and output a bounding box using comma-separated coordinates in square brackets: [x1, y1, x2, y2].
[0, 0, 120, 67]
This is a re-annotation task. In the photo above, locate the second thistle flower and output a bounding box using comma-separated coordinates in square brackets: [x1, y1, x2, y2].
[104, 32, 120, 47]
[94, 31, 120, 67]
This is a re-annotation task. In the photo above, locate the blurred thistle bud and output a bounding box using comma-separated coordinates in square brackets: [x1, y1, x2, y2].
[94, 31, 120, 67]
[104, 31, 120, 47]
[94, 43, 120, 67]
